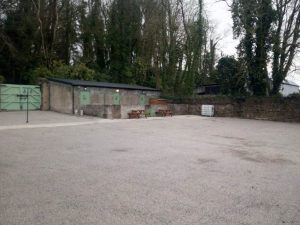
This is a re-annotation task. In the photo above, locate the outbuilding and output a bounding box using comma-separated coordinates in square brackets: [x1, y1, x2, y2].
[42, 78, 160, 119]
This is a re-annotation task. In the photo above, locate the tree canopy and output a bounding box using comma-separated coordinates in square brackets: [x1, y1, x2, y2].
[0, 0, 299, 96]
[0, 0, 214, 96]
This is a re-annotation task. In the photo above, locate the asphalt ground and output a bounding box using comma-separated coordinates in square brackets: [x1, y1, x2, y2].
[0, 112, 299, 225]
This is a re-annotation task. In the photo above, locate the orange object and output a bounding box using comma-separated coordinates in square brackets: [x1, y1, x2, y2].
[149, 98, 168, 105]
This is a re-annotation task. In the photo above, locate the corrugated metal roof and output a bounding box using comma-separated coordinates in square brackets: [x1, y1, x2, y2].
[48, 78, 160, 91]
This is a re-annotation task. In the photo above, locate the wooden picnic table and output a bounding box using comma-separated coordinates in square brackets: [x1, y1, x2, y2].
[156, 109, 173, 117]
[128, 110, 147, 119]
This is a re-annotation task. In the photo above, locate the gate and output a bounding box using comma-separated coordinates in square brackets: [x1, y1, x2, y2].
[0, 84, 41, 111]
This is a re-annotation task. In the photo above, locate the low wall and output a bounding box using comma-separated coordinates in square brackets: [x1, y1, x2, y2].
[237, 98, 300, 122]
[81, 105, 121, 119]
[168, 96, 300, 123]
[121, 105, 145, 119]
[82, 105, 146, 119]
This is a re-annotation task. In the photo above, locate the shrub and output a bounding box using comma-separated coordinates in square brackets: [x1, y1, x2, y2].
[27, 61, 98, 84]
[69, 63, 96, 80]
[25, 67, 53, 84]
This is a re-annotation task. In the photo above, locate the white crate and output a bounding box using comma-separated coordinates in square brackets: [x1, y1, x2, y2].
[201, 105, 214, 117]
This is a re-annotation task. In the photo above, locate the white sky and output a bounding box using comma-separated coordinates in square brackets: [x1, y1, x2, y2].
[204, 0, 300, 86]
[205, 0, 238, 56]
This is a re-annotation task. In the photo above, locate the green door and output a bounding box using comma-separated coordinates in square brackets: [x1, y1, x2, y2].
[80, 90, 91, 106]
[112, 93, 120, 105]
[0, 84, 41, 111]
[139, 94, 146, 105]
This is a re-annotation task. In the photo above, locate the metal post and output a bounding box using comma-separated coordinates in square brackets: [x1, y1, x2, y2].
[26, 88, 29, 123]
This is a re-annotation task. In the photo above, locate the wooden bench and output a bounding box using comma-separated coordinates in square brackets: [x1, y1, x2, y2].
[128, 110, 147, 119]
[156, 109, 173, 117]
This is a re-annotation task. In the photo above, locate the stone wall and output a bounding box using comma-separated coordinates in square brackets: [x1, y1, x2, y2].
[237, 98, 300, 122]
[44, 80, 160, 118]
[44, 79, 299, 122]
[74, 87, 160, 119]
[120, 105, 145, 119]
[168, 96, 300, 123]
[168, 104, 189, 115]
[49, 82, 73, 114]
[74, 87, 159, 110]
[82, 105, 121, 119]
[40, 80, 50, 111]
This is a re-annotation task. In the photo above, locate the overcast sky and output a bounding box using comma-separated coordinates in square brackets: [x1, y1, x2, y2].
[204, 0, 300, 86]
[205, 0, 238, 56]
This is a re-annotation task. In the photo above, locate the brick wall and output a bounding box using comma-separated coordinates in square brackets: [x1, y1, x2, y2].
[82, 105, 121, 119]
[168, 96, 300, 123]
[238, 98, 300, 122]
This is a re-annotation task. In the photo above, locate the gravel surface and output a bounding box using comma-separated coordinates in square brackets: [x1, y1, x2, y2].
[0, 114, 300, 225]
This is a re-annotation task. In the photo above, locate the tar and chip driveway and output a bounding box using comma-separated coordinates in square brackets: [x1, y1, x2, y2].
[0, 112, 300, 225]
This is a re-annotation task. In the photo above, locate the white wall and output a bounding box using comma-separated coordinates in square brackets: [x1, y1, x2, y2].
[280, 84, 300, 96]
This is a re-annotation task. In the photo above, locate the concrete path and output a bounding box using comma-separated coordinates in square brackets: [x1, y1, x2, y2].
[0, 111, 166, 130]
[0, 111, 113, 130]
[0, 111, 101, 126]
[0, 114, 300, 225]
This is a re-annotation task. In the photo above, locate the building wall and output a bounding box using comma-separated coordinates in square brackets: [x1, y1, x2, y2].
[280, 84, 299, 97]
[81, 105, 121, 119]
[49, 82, 73, 114]
[121, 105, 144, 118]
[72, 86, 160, 118]
[40, 80, 50, 111]
[47, 80, 160, 117]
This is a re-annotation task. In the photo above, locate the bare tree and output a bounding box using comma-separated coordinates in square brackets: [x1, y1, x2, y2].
[271, 0, 300, 94]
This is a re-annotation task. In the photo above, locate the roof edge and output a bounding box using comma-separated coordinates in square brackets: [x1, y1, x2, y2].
[48, 78, 160, 92]
[282, 82, 299, 88]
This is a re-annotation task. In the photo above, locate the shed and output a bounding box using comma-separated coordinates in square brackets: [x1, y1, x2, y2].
[42, 78, 160, 118]
[194, 84, 222, 95]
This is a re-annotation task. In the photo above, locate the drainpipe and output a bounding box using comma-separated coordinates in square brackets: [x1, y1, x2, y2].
[49, 82, 51, 111]
[72, 85, 75, 114]
[0, 84, 2, 111]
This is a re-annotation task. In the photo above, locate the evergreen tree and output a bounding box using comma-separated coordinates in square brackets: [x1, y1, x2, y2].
[107, 0, 142, 84]
[232, 0, 275, 96]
